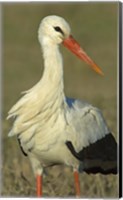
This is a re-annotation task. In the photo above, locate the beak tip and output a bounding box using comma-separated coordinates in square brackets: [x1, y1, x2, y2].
[98, 71, 104, 76]
[99, 70, 104, 76]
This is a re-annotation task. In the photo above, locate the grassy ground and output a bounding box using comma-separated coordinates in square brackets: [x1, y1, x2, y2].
[2, 2, 118, 198]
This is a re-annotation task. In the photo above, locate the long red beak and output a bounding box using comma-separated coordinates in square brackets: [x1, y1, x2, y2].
[63, 35, 104, 76]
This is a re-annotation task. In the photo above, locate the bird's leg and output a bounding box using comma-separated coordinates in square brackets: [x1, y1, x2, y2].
[36, 174, 42, 197]
[73, 169, 81, 197]
[28, 156, 43, 197]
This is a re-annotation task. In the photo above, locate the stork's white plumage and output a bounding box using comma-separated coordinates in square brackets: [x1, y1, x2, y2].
[7, 15, 117, 197]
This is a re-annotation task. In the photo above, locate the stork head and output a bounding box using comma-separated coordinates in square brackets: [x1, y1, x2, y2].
[38, 15, 104, 76]
[38, 15, 71, 45]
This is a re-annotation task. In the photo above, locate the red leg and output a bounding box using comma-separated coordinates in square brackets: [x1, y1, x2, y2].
[36, 174, 42, 197]
[73, 170, 81, 197]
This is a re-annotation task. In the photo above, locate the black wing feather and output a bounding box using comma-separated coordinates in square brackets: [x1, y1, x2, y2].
[66, 133, 117, 174]
[17, 137, 28, 156]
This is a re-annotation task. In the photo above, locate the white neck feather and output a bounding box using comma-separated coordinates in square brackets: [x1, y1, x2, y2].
[38, 38, 65, 106]
[42, 42, 63, 84]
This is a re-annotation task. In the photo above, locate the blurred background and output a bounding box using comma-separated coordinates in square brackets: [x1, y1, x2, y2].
[2, 2, 118, 198]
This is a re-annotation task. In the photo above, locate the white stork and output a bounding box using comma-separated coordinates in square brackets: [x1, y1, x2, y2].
[7, 15, 117, 197]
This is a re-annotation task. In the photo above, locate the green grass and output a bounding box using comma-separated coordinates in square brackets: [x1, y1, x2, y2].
[2, 2, 118, 198]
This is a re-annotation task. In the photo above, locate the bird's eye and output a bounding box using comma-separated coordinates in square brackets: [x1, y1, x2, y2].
[54, 26, 64, 35]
